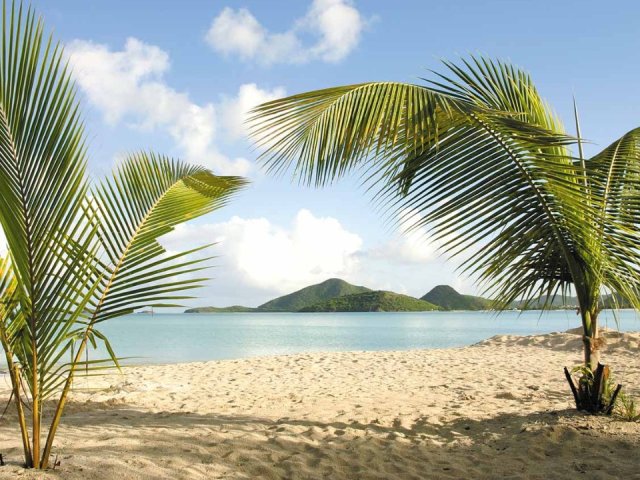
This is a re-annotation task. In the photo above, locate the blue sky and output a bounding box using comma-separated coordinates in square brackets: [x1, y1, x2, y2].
[26, 0, 640, 307]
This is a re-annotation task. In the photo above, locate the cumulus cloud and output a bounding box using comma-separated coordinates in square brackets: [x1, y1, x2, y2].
[302, 0, 366, 62]
[369, 209, 438, 264]
[370, 207, 484, 266]
[156, 207, 483, 306]
[67, 38, 284, 175]
[218, 83, 286, 141]
[161, 209, 362, 295]
[205, 0, 366, 65]
[206, 8, 268, 60]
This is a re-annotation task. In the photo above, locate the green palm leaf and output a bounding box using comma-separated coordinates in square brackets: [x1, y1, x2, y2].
[40, 152, 247, 465]
[250, 59, 589, 309]
[585, 128, 640, 308]
[250, 55, 640, 380]
[90, 152, 247, 322]
[0, 2, 248, 468]
[0, 2, 97, 466]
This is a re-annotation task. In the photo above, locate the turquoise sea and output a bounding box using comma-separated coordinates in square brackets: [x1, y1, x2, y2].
[88, 309, 640, 364]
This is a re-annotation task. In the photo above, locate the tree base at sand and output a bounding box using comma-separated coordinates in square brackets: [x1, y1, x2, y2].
[564, 364, 622, 414]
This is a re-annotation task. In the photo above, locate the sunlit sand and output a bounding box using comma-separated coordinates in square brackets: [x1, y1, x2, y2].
[0, 329, 638, 479]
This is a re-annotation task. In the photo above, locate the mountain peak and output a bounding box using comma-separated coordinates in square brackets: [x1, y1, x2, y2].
[258, 278, 371, 311]
[421, 285, 490, 311]
[429, 285, 460, 295]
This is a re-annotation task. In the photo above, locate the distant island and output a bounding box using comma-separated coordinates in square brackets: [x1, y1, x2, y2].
[184, 278, 634, 314]
[185, 278, 487, 313]
[183, 305, 257, 313]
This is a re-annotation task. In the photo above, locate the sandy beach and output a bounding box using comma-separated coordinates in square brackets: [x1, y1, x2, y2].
[0, 329, 638, 479]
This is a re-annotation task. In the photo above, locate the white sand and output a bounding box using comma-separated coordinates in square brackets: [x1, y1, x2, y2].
[0, 329, 638, 479]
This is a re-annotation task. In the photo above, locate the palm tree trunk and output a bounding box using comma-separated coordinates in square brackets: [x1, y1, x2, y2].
[582, 309, 600, 370]
[583, 332, 601, 370]
[566, 307, 619, 413]
[31, 350, 40, 469]
[0, 328, 32, 466]
[41, 331, 92, 469]
[5, 359, 32, 466]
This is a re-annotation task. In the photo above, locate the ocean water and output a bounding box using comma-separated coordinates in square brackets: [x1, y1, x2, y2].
[83, 309, 640, 365]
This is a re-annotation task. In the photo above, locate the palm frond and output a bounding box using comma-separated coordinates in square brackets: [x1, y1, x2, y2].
[249, 57, 591, 309]
[90, 152, 247, 323]
[586, 127, 640, 309]
[0, 255, 21, 344]
[0, 2, 248, 468]
[0, 1, 96, 404]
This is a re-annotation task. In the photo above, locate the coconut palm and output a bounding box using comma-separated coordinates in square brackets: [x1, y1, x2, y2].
[0, 2, 246, 469]
[250, 57, 640, 413]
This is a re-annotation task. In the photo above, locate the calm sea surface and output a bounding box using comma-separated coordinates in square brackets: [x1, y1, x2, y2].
[84, 310, 640, 364]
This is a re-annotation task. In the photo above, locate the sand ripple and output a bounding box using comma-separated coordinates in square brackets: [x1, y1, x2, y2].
[0, 329, 638, 479]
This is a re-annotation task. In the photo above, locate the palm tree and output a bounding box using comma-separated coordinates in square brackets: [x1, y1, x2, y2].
[0, 2, 246, 469]
[250, 57, 640, 413]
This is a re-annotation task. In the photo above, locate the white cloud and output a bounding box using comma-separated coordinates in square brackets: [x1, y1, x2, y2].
[67, 38, 284, 175]
[206, 8, 267, 60]
[205, 0, 366, 65]
[370, 207, 484, 267]
[162, 209, 362, 296]
[159, 208, 481, 308]
[218, 83, 286, 141]
[303, 0, 366, 62]
[369, 209, 438, 264]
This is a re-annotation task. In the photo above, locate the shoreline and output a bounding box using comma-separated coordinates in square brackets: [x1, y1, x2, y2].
[3, 327, 636, 370]
[84, 309, 640, 366]
[0, 329, 638, 478]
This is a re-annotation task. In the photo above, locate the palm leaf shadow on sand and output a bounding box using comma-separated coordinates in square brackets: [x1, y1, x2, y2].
[0, 402, 637, 479]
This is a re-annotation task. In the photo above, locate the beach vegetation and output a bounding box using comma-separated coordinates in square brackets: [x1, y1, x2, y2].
[566, 364, 621, 414]
[299, 290, 440, 312]
[0, 1, 246, 469]
[616, 391, 640, 422]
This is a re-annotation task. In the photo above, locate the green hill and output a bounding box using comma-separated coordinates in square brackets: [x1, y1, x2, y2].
[421, 285, 491, 311]
[258, 278, 371, 312]
[184, 305, 256, 313]
[184, 284, 635, 314]
[300, 290, 440, 312]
